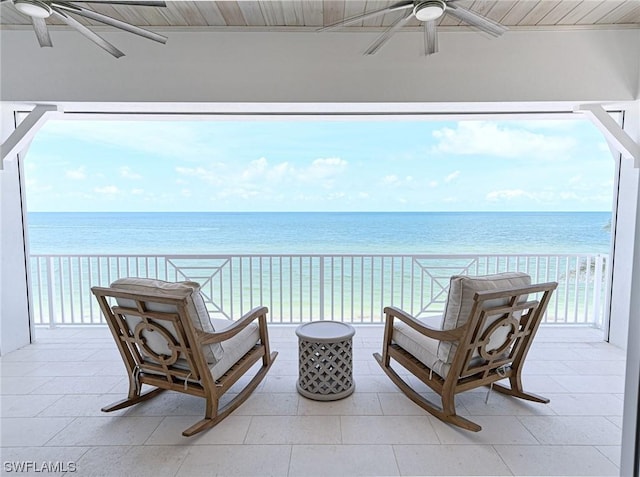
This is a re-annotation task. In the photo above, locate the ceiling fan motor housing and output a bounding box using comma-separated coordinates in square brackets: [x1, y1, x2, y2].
[13, 0, 52, 18]
[414, 0, 446, 22]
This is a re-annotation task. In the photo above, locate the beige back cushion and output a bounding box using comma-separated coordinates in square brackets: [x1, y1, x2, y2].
[437, 272, 532, 365]
[110, 278, 225, 364]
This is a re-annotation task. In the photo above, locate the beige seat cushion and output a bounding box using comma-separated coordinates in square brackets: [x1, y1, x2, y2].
[110, 277, 227, 364]
[208, 318, 261, 380]
[392, 315, 447, 377]
[162, 318, 260, 381]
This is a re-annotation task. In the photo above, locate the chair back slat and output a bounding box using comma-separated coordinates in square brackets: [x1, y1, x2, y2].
[93, 287, 211, 390]
[112, 304, 203, 382]
[451, 283, 556, 380]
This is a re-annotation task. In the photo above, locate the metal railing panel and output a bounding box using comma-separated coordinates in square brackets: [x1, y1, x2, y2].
[29, 253, 610, 327]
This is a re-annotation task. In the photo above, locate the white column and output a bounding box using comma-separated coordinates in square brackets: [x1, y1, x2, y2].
[608, 110, 640, 349]
[0, 105, 33, 355]
[620, 99, 640, 477]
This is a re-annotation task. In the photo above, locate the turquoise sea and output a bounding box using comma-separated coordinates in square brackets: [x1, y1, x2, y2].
[27, 211, 612, 255]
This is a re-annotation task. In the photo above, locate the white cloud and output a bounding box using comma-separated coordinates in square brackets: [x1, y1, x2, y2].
[66, 167, 86, 180]
[560, 192, 580, 200]
[569, 175, 582, 184]
[120, 166, 142, 179]
[241, 157, 269, 180]
[428, 180, 438, 188]
[306, 157, 347, 180]
[445, 171, 460, 183]
[432, 121, 576, 159]
[94, 185, 120, 195]
[269, 161, 294, 181]
[382, 174, 414, 187]
[176, 166, 225, 186]
[237, 157, 296, 184]
[263, 156, 349, 189]
[175, 156, 348, 200]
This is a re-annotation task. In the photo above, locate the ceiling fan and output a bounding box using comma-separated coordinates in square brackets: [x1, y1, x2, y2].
[319, 0, 507, 56]
[2, 0, 167, 58]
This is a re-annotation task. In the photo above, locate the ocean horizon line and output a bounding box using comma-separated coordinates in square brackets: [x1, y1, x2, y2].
[28, 210, 611, 214]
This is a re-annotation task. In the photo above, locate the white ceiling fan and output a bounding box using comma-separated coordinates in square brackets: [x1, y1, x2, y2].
[319, 0, 507, 56]
[3, 0, 167, 58]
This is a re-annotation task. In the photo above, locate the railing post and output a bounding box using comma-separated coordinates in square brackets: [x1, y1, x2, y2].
[46, 256, 56, 329]
[319, 256, 324, 321]
[593, 254, 603, 327]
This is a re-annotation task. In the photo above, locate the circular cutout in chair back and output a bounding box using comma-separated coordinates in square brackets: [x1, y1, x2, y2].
[478, 315, 519, 360]
[134, 321, 180, 365]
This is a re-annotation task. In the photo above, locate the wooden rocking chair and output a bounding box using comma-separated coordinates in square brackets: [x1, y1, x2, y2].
[92, 278, 277, 437]
[374, 272, 557, 432]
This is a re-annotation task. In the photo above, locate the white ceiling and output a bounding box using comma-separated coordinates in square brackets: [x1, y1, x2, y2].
[1, 1, 639, 106]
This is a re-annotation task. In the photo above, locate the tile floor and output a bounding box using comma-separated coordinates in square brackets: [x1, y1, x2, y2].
[0, 325, 627, 476]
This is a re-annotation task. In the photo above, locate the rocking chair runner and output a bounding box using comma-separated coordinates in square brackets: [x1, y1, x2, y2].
[92, 278, 277, 437]
[374, 272, 557, 432]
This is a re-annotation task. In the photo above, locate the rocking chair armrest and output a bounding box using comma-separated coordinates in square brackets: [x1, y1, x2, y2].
[197, 306, 269, 345]
[383, 306, 465, 342]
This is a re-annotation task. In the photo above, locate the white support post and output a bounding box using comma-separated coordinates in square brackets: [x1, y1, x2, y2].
[0, 104, 61, 169]
[575, 104, 640, 167]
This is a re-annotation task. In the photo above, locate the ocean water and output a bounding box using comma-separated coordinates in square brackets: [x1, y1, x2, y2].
[27, 211, 612, 256]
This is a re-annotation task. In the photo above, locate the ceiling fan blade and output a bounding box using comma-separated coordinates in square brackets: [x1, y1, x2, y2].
[32, 16, 53, 47]
[51, 7, 124, 58]
[445, 3, 507, 37]
[319, 0, 412, 32]
[53, 2, 167, 43]
[70, 1, 165, 6]
[364, 10, 414, 55]
[424, 20, 437, 56]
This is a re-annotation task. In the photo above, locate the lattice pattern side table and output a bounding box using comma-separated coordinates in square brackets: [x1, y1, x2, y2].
[295, 321, 356, 401]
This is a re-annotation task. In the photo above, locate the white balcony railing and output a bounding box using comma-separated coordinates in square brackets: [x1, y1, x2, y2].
[29, 253, 609, 328]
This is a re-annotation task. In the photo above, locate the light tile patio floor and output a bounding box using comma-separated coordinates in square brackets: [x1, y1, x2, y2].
[0, 325, 627, 476]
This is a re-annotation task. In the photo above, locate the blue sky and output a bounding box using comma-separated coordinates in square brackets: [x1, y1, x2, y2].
[24, 118, 614, 212]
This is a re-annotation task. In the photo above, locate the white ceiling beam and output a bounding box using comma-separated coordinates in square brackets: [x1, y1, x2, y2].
[0, 104, 61, 170]
[575, 103, 640, 168]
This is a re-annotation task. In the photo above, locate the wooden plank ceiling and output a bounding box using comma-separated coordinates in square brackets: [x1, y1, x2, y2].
[1, 1, 639, 29]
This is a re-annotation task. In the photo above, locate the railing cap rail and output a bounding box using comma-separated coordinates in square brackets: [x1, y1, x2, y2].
[30, 252, 610, 259]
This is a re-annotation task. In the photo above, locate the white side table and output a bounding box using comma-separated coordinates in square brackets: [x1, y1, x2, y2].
[295, 321, 356, 401]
